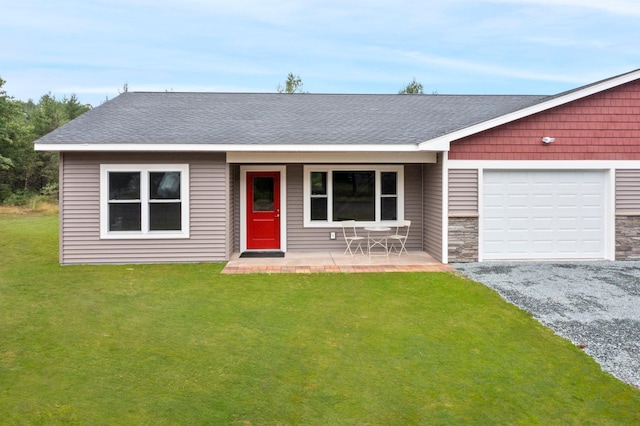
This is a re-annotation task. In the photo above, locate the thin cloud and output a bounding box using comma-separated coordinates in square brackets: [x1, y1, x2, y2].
[386, 49, 608, 85]
[490, 0, 640, 16]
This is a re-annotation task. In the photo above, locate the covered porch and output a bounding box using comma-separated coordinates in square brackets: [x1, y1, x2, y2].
[221, 250, 453, 274]
[230, 159, 445, 264]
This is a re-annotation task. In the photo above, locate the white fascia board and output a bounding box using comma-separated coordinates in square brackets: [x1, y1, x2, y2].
[34, 143, 423, 153]
[228, 151, 436, 164]
[447, 159, 640, 169]
[418, 138, 451, 151]
[418, 69, 640, 151]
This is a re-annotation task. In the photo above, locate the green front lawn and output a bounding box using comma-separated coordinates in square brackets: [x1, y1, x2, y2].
[1, 213, 639, 425]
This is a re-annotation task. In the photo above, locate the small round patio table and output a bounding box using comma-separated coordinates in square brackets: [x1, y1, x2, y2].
[364, 226, 391, 257]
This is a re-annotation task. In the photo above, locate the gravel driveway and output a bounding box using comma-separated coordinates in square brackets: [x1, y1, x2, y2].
[453, 261, 640, 389]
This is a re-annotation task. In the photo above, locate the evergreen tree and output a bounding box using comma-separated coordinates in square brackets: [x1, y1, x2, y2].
[399, 78, 424, 94]
[277, 73, 306, 93]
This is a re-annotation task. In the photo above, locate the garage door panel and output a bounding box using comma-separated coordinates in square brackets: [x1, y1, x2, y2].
[508, 217, 528, 228]
[580, 241, 603, 252]
[508, 195, 528, 204]
[482, 170, 606, 260]
[582, 217, 603, 227]
[505, 241, 529, 255]
[532, 194, 553, 204]
[531, 218, 554, 229]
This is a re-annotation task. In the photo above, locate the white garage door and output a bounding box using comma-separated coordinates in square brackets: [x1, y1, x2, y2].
[482, 170, 606, 260]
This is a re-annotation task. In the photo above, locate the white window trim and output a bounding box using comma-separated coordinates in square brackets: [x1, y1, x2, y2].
[100, 164, 190, 239]
[303, 165, 404, 228]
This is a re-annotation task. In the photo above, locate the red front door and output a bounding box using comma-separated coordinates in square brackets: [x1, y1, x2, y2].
[246, 171, 281, 250]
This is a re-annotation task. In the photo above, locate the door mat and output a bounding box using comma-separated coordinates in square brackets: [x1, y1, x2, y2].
[239, 251, 285, 258]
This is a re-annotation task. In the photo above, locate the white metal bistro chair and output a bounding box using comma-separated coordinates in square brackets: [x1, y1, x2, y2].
[341, 220, 365, 256]
[388, 220, 411, 256]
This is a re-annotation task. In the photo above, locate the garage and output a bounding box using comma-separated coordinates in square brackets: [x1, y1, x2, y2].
[482, 170, 607, 260]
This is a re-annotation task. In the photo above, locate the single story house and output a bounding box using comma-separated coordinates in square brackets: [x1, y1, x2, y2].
[35, 69, 640, 265]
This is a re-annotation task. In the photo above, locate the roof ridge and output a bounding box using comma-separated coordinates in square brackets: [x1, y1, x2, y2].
[125, 91, 546, 97]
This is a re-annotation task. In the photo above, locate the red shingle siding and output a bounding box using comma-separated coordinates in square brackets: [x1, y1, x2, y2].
[449, 80, 640, 160]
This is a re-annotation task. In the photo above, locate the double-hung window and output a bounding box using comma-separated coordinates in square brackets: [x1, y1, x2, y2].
[100, 164, 189, 238]
[304, 165, 403, 226]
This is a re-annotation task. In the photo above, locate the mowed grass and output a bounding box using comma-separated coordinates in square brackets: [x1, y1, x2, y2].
[1, 213, 639, 425]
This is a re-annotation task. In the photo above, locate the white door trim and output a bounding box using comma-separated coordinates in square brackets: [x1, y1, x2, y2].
[240, 165, 287, 253]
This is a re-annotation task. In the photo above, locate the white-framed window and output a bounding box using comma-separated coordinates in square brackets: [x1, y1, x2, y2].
[303, 165, 404, 227]
[100, 164, 189, 239]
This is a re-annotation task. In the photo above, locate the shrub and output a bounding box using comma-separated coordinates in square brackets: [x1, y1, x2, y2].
[3, 190, 33, 206]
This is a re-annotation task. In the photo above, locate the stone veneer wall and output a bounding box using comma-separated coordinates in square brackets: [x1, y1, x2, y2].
[616, 216, 640, 260]
[448, 216, 478, 262]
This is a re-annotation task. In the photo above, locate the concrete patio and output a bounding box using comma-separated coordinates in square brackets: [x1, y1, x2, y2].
[221, 251, 454, 274]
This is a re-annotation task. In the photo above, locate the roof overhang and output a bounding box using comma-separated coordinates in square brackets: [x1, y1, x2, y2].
[418, 68, 640, 150]
[34, 142, 436, 153]
[35, 142, 439, 163]
[227, 151, 436, 164]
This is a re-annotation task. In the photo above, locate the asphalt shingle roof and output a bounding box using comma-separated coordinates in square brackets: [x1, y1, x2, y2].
[36, 92, 549, 146]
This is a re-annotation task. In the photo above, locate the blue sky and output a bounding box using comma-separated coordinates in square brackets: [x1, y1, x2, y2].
[2, 0, 639, 106]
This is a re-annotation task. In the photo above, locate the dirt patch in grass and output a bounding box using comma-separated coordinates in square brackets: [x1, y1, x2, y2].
[0, 202, 58, 217]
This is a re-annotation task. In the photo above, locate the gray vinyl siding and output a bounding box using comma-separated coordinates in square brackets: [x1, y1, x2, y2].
[60, 152, 228, 264]
[231, 164, 240, 253]
[58, 153, 65, 263]
[448, 169, 479, 215]
[423, 160, 443, 261]
[287, 165, 339, 251]
[230, 164, 240, 254]
[403, 164, 425, 250]
[285, 164, 424, 252]
[616, 169, 640, 214]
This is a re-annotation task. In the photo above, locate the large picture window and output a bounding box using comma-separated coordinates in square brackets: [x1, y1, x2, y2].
[100, 164, 189, 239]
[304, 165, 403, 227]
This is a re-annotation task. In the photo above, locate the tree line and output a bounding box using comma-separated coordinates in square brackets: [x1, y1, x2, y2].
[0, 77, 91, 205]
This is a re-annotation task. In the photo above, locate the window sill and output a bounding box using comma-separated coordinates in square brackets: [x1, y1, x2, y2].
[304, 220, 402, 228]
[100, 231, 190, 240]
